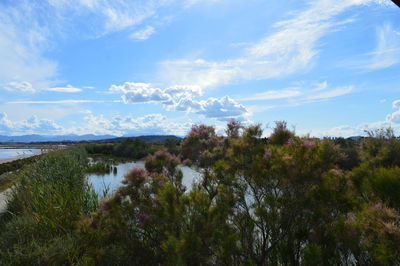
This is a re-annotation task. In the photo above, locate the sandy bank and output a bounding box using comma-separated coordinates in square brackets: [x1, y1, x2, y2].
[0, 152, 43, 165]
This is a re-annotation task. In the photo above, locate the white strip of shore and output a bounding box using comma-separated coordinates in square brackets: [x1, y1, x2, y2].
[0, 152, 43, 165]
[0, 152, 43, 213]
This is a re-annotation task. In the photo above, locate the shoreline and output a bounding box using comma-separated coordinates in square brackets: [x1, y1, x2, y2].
[0, 152, 43, 165]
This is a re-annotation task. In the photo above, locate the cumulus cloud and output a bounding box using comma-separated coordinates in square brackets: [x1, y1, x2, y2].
[110, 82, 202, 104]
[110, 82, 248, 121]
[387, 109, 400, 123]
[160, 0, 389, 88]
[0, 111, 193, 136]
[174, 96, 249, 121]
[79, 113, 192, 136]
[306, 97, 400, 137]
[0, 112, 63, 135]
[385, 99, 400, 123]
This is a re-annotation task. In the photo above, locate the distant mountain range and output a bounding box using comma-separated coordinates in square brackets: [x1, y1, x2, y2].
[0, 134, 182, 143]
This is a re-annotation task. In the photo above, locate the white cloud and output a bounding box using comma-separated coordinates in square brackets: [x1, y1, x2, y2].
[307, 86, 353, 100]
[361, 23, 400, 70]
[241, 88, 302, 101]
[0, 112, 63, 135]
[0, 3, 57, 92]
[392, 99, 400, 108]
[306, 96, 400, 137]
[46, 85, 82, 93]
[386, 109, 400, 123]
[312, 81, 329, 92]
[160, 0, 389, 88]
[110, 82, 248, 121]
[174, 96, 249, 121]
[4, 81, 36, 93]
[386, 99, 400, 123]
[46, 0, 185, 35]
[112, 82, 187, 104]
[8, 100, 120, 104]
[4, 82, 83, 93]
[77, 113, 192, 136]
[0, 0, 212, 93]
[183, 0, 222, 8]
[109, 82, 202, 104]
[0, 111, 193, 136]
[0, 113, 14, 133]
[239, 82, 353, 111]
[130, 25, 155, 40]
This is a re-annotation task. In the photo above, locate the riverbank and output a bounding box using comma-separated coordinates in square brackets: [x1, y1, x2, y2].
[0, 152, 43, 165]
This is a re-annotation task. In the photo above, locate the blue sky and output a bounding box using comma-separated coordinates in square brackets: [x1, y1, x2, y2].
[0, 0, 399, 137]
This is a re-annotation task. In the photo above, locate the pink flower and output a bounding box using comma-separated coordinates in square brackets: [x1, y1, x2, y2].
[264, 149, 272, 158]
[287, 138, 294, 146]
[304, 140, 314, 148]
[123, 168, 147, 185]
[137, 213, 152, 227]
[373, 202, 382, 211]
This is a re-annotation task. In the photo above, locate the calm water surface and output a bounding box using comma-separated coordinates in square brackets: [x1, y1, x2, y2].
[87, 161, 202, 198]
[0, 148, 41, 160]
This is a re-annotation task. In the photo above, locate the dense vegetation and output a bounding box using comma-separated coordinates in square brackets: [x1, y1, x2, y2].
[84, 138, 155, 160]
[0, 155, 40, 191]
[0, 147, 98, 265]
[1, 122, 400, 265]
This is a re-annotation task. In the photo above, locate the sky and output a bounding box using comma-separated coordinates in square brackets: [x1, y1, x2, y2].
[0, 0, 399, 137]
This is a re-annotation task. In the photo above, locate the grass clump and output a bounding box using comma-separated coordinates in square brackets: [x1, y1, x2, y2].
[86, 161, 112, 175]
[0, 147, 98, 265]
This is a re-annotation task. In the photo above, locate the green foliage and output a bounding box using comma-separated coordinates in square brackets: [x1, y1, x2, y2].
[1, 122, 400, 265]
[86, 161, 112, 174]
[269, 121, 295, 145]
[0, 155, 39, 176]
[0, 147, 98, 265]
[360, 128, 400, 168]
[0, 172, 17, 192]
[181, 124, 224, 168]
[164, 138, 181, 155]
[84, 138, 152, 160]
[0, 155, 39, 191]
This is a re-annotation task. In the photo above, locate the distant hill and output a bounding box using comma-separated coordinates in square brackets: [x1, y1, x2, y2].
[0, 134, 117, 143]
[0, 134, 182, 143]
[96, 135, 182, 143]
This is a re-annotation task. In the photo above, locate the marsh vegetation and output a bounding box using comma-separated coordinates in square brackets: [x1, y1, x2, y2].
[0, 122, 399, 265]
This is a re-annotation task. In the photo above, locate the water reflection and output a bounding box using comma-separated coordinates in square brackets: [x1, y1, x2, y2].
[87, 161, 202, 198]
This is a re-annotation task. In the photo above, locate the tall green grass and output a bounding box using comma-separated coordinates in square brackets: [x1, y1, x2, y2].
[0, 147, 98, 265]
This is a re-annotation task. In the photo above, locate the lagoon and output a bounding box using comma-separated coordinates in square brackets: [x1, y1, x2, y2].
[87, 161, 202, 198]
[0, 148, 42, 160]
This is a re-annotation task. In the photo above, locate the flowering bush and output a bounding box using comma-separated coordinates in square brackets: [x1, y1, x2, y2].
[2, 122, 400, 265]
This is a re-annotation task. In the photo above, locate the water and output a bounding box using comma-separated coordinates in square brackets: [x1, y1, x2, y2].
[0, 148, 42, 160]
[87, 161, 202, 198]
